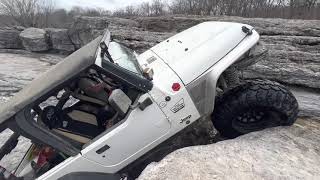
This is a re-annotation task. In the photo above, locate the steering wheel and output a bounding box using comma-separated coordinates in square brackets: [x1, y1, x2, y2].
[41, 106, 63, 129]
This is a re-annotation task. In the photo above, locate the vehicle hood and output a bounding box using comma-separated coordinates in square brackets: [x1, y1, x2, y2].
[0, 36, 102, 126]
[151, 21, 254, 85]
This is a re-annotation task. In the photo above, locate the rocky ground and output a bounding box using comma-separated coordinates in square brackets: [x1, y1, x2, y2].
[138, 118, 320, 180]
[0, 50, 63, 97]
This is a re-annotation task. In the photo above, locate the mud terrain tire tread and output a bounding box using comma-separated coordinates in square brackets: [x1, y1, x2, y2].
[212, 79, 299, 138]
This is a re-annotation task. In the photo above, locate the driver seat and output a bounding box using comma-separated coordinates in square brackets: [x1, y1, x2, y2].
[41, 102, 115, 144]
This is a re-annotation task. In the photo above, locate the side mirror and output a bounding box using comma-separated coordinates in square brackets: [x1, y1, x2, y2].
[108, 89, 132, 117]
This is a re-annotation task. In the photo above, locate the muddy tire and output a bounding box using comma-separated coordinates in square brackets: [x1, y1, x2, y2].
[211, 79, 299, 138]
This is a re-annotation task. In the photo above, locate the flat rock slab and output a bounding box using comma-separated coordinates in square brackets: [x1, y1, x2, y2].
[138, 118, 320, 180]
[0, 52, 64, 97]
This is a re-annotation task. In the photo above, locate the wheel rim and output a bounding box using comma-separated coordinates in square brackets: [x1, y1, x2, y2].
[232, 108, 285, 134]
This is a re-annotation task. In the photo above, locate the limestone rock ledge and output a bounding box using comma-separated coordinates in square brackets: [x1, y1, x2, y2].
[138, 118, 320, 180]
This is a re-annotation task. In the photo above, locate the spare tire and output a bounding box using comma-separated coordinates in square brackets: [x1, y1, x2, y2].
[211, 79, 299, 138]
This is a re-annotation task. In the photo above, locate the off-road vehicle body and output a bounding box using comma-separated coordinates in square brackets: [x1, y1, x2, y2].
[0, 22, 298, 180]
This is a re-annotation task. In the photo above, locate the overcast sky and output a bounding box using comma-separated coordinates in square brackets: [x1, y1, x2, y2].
[55, 0, 152, 11]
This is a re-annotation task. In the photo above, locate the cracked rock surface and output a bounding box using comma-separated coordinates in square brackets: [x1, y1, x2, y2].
[46, 28, 75, 53]
[243, 35, 320, 89]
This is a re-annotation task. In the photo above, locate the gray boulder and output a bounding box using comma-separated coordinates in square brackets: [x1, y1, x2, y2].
[19, 28, 49, 52]
[46, 28, 75, 53]
[138, 118, 320, 180]
[110, 28, 174, 53]
[68, 16, 109, 49]
[67, 16, 141, 50]
[0, 27, 23, 49]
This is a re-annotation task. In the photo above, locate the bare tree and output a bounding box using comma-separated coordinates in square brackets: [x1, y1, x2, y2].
[38, 0, 55, 27]
[0, 0, 39, 27]
[150, 0, 166, 16]
[49, 8, 71, 28]
[138, 2, 151, 16]
[69, 6, 85, 16]
[167, 0, 319, 19]
[95, 7, 112, 16]
[0, 0, 56, 27]
[68, 6, 111, 17]
[107, 0, 320, 19]
[125, 5, 138, 16]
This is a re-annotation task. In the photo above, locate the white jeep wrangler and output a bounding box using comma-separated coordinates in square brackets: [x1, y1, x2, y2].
[0, 22, 298, 180]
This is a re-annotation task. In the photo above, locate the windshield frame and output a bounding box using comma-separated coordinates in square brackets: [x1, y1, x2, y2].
[95, 30, 153, 93]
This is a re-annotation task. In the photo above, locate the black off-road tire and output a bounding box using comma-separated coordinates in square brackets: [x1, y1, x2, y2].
[211, 79, 299, 138]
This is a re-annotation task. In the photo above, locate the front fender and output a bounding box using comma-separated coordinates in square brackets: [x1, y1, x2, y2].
[186, 29, 260, 116]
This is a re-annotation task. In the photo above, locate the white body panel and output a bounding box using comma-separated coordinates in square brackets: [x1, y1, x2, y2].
[151, 22, 251, 85]
[38, 52, 201, 179]
[37, 21, 259, 179]
[82, 95, 170, 165]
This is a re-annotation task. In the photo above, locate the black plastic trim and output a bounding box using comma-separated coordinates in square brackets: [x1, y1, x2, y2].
[0, 120, 9, 133]
[96, 144, 110, 154]
[15, 106, 80, 156]
[58, 172, 120, 180]
[139, 97, 153, 111]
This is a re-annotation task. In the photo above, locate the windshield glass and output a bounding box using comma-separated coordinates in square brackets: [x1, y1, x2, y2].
[105, 42, 142, 75]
